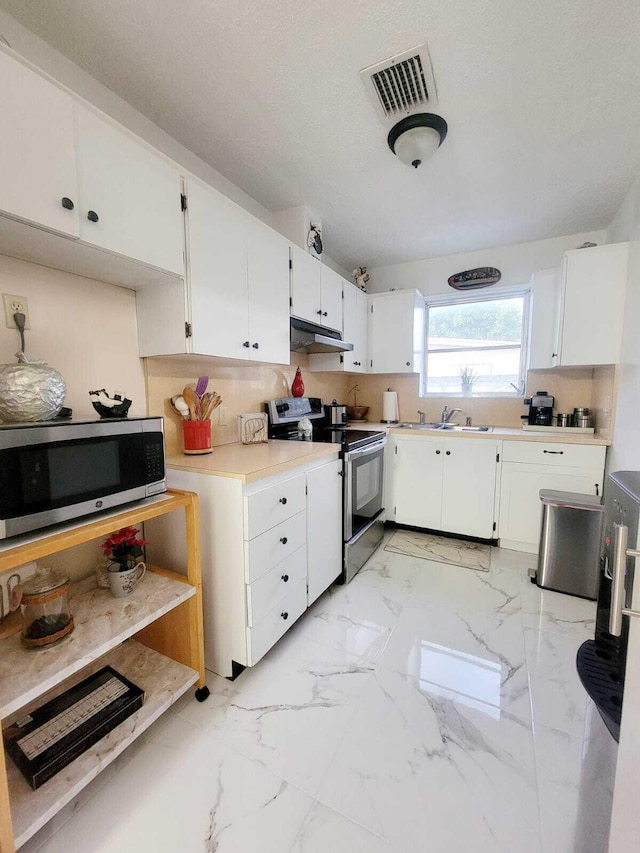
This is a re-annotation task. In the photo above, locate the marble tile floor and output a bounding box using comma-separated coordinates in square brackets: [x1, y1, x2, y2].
[22, 541, 600, 853]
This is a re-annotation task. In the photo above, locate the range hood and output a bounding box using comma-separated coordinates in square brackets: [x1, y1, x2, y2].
[290, 317, 354, 354]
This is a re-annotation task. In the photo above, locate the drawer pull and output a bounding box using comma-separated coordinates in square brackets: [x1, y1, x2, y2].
[280, 537, 288, 545]
[445, 450, 451, 456]
[436, 450, 441, 455]
[281, 611, 289, 620]
[279, 497, 287, 505]
[281, 574, 289, 582]
[543, 450, 564, 454]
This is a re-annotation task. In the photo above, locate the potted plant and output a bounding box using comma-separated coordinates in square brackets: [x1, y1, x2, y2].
[102, 526, 148, 598]
[460, 367, 475, 397]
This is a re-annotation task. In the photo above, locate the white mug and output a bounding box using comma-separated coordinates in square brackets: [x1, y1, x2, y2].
[107, 562, 146, 598]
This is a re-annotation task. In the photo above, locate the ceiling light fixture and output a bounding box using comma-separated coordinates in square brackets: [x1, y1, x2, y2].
[387, 113, 448, 169]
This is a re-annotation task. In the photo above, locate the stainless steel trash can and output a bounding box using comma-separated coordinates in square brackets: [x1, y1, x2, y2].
[535, 490, 604, 599]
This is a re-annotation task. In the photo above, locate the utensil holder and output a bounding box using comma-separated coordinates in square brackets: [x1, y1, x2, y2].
[183, 420, 212, 455]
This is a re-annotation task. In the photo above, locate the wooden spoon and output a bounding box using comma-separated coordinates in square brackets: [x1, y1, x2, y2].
[182, 386, 198, 421]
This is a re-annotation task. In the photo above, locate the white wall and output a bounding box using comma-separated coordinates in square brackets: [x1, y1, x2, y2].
[368, 229, 606, 295]
[604, 173, 640, 474]
[0, 255, 146, 421]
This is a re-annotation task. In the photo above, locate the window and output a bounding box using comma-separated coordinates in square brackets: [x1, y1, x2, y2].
[423, 290, 529, 397]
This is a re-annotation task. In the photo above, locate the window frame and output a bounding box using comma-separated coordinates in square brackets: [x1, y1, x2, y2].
[421, 286, 531, 399]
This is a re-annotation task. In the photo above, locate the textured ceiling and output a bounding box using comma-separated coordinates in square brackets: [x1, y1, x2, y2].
[2, 0, 640, 270]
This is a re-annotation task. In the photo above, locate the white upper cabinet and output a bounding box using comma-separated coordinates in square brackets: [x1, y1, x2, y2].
[342, 284, 368, 371]
[319, 265, 344, 332]
[528, 268, 562, 370]
[0, 51, 79, 237]
[247, 220, 291, 364]
[187, 180, 249, 360]
[308, 281, 368, 374]
[290, 245, 322, 323]
[73, 104, 184, 275]
[368, 289, 425, 373]
[138, 178, 291, 362]
[558, 243, 629, 366]
[289, 246, 343, 333]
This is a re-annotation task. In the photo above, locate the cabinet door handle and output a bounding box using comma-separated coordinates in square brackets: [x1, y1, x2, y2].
[252, 342, 260, 349]
[281, 574, 289, 582]
[552, 353, 558, 358]
[280, 537, 288, 544]
[435, 450, 441, 455]
[87, 210, 99, 223]
[445, 450, 451, 455]
[322, 311, 328, 317]
[61, 197, 75, 210]
[317, 310, 323, 315]
[243, 341, 250, 348]
[406, 362, 411, 366]
[596, 483, 600, 497]
[543, 450, 564, 454]
[279, 497, 287, 504]
[281, 611, 289, 620]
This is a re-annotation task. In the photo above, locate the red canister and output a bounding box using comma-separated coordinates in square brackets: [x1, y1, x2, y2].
[183, 420, 212, 455]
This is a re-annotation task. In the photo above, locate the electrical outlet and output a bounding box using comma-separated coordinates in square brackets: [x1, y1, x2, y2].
[3, 294, 31, 329]
[218, 406, 229, 426]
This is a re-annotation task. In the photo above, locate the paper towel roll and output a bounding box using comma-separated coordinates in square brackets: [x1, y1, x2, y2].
[382, 390, 399, 423]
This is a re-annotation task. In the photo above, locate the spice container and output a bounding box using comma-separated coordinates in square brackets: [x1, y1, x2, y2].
[556, 413, 570, 427]
[20, 568, 74, 648]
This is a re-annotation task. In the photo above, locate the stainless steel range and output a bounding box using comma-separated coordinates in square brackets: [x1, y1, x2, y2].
[266, 397, 386, 583]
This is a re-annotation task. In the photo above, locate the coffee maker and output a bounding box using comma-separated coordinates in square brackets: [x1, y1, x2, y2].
[523, 391, 554, 426]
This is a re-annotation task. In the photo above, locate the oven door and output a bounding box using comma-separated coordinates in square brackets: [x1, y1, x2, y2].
[344, 439, 386, 541]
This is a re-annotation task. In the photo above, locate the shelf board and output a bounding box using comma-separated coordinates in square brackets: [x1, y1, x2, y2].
[0, 491, 192, 573]
[6, 640, 198, 848]
[0, 570, 194, 720]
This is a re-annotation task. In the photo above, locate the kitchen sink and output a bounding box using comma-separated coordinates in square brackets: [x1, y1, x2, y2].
[397, 422, 442, 430]
[439, 425, 493, 432]
[397, 422, 493, 433]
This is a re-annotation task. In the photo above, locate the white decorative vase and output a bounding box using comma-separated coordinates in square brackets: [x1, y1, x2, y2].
[107, 562, 146, 598]
[461, 384, 473, 397]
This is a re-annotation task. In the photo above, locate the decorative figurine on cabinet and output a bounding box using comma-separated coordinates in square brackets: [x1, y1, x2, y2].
[352, 267, 369, 291]
[307, 221, 323, 259]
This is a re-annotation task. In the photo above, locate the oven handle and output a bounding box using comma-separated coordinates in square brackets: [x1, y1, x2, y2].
[345, 439, 387, 459]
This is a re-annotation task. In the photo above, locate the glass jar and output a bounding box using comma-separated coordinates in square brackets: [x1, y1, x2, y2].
[20, 567, 74, 648]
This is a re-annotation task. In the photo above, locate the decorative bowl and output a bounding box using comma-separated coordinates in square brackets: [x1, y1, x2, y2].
[346, 405, 369, 421]
[89, 390, 132, 419]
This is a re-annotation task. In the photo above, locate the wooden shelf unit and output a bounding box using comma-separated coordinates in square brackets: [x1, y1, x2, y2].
[0, 489, 205, 853]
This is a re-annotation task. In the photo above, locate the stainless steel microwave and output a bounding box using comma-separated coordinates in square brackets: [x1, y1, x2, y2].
[0, 417, 166, 538]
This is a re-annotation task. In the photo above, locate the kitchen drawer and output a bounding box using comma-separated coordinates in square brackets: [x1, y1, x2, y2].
[502, 440, 606, 469]
[246, 545, 307, 627]
[244, 473, 306, 539]
[247, 577, 307, 665]
[245, 511, 306, 583]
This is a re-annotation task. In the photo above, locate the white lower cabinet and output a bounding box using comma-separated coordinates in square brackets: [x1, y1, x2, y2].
[498, 441, 606, 553]
[392, 436, 499, 539]
[307, 458, 343, 604]
[151, 454, 342, 677]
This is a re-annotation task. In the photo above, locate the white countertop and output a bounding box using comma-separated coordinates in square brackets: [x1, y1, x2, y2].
[167, 440, 341, 483]
[347, 422, 611, 446]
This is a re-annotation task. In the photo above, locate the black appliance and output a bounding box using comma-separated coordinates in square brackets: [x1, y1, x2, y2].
[0, 417, 166, 539]
[265, 397, 386, 582]
[523, 390, 555, 426]
[577, 471, 640, 742]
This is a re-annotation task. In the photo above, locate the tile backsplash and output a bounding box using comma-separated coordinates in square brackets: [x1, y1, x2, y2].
[145, 354, 351, 455]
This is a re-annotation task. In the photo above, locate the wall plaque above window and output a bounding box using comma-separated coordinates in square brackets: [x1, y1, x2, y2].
[448, 267, 501, 290]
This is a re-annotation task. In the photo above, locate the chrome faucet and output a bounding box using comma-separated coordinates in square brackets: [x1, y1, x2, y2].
[441, 405, 462, 424]
[417, 410, 426, 424]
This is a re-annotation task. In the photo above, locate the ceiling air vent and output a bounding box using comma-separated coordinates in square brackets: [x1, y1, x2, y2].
[361, 44, 438, 121]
